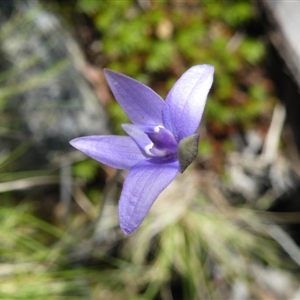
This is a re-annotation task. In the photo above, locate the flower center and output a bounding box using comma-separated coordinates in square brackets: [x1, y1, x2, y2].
[144, 126, 178, 157]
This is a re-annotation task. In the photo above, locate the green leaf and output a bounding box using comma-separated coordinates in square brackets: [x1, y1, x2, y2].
[178, 134, 200, 173]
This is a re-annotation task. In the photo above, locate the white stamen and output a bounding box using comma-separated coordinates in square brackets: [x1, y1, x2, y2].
[144, 143, 155, 156]
[154, 125, 164, 133]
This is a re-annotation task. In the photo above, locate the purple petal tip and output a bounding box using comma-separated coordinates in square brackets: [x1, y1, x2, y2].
[121, 226, 133, 235]
[69, 138, 81, 149]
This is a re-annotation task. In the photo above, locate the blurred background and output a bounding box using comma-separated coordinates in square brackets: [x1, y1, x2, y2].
[1, 0, 300, 299]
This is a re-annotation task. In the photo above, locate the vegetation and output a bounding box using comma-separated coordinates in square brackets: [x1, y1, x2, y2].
[0, 1, 298, 299]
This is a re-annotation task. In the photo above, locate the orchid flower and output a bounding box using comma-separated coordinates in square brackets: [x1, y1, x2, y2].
[70, 64, 214, 234]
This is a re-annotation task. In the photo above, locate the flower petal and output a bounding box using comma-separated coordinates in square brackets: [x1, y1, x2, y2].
[119, 158, 179, 234]
[162, 64, 214, 141]
[121, 124, 152, 154]
[70, 136, 145, 170]
[104, 69, 164, 125]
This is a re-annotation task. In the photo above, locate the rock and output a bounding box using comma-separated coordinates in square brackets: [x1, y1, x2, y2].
[0, 0, 109, 169]
[258, 1, 300, 155]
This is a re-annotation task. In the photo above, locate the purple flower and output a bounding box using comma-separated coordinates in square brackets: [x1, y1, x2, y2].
[70, 65, 214, 234]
